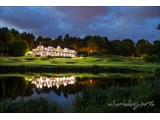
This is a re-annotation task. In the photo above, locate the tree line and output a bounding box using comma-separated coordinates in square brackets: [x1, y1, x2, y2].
[0, 27, 160, 62]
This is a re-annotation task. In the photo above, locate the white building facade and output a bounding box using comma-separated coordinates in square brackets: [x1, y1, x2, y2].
[30, 45, 77, 58]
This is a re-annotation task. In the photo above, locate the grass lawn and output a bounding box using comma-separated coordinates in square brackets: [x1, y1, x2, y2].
[0, 55, 160, 73]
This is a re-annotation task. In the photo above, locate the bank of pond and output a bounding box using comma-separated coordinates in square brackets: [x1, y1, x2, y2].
[0, 72, 160, 113]
[0, 65, 157, 74]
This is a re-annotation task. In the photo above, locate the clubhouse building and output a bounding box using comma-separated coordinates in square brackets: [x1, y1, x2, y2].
[29, 43, 77, 58]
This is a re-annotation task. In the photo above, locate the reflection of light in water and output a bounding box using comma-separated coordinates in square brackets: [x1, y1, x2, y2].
[31, 76, 76, 89]
[90, 79, 92, 84]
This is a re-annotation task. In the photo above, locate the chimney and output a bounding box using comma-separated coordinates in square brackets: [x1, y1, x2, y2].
[39, 41, 41, 46]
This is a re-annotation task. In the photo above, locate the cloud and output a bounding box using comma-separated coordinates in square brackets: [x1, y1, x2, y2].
[1, 7, 58, 30]
[0, 6, 159, 41]
[52, 7, 109, 22]
[114, 7, 160, 22]
[132, 7, 160, 19]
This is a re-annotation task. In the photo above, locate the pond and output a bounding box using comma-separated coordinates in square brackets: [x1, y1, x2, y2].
[0, 74, 156, 108]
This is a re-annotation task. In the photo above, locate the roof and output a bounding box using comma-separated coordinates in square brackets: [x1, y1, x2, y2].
[39, 43, 75, 50]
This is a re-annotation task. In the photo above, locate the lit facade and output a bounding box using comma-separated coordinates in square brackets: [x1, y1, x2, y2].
[30, 45, 77, 57]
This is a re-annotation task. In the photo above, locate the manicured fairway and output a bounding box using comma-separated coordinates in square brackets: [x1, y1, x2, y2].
[0, 55, 160, 73]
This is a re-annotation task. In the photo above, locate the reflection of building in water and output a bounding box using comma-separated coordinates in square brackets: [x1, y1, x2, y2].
[31, 76, 76, 89]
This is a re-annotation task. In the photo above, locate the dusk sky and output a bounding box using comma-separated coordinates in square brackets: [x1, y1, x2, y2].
[0, 6, 160, 42]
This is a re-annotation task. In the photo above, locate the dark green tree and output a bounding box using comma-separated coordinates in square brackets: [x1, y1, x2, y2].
[157, 24, 160, 30]
[63, 34, 72, 47]
[55, 35, 63, 45]
[63, 34, 70, 41]
[11, 28, 21, 41]
[21, 32, 35, 50]
[93, 36, 110, 54]
[121, 39, 135, 56]
[87, 36, 99, 53]
[67, 36, 80, 49]
[110, 40, 122, 55]
[0, 27, 14, 53]
[43, 37, 53, 44]
[0, 41, 5, 54]
[9, 40, 29, 56]
[36, 36, 43, 45]
[153, 40, 160, 57]
[135, 39, 152, 57]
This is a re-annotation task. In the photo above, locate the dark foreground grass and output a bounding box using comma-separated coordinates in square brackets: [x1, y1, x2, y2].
[72, 79, 160, 113]
[0, 79, 160, 113]
[0, 97, 62, 113]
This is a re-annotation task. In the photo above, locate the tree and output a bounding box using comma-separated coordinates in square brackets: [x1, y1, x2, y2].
[55, 35, 63, 44]
[43, 37, 53, 44]
[36, 36, 43, 45]
[9, 40, 29, 56]
[0, 41, 5, 54]
[11, 28, 21, 41]
[110, 40, 122, 55]
[63, 34, 73, 47]
[143, 54, 160, 63]
[157, 24, 160, 30]
[87, 36, 99, 53]
[63, 34, 70, 41]
[153, 40, 160, 57]
[93, 36, 110, 54]
[21, 32, 35, 50]
[67, 36, 80, 49]
[135, 39, 151, 57]
[0, 27, 14, 53]
[121, 39, 135, 56]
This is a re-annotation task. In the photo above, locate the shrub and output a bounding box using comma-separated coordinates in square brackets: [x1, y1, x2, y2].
[0, 41, 5, 54]
[47, 55, 53, 58]
[107, 57, 123, 62]
[35, 55, 40, 57]
[40, 57, 49, 61]
[78, 52, 88, 57]
[0, 97, 62, 113]
[50, 59, 56, 63]
[25, 58, 35, 60]
[65, 62, 75, 64]
[143, 55, 160, 63]
[143, 55, 149, 62]
[155, 68, 160, 78]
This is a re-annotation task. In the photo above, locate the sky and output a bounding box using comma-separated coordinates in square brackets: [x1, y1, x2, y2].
[0, 6, 160, 42]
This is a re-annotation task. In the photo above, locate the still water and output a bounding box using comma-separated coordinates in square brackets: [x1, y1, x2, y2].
[0, 75, 155, 107]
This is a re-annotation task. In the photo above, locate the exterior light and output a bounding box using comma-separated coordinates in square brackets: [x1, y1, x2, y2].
[30, 44, 77, 57]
